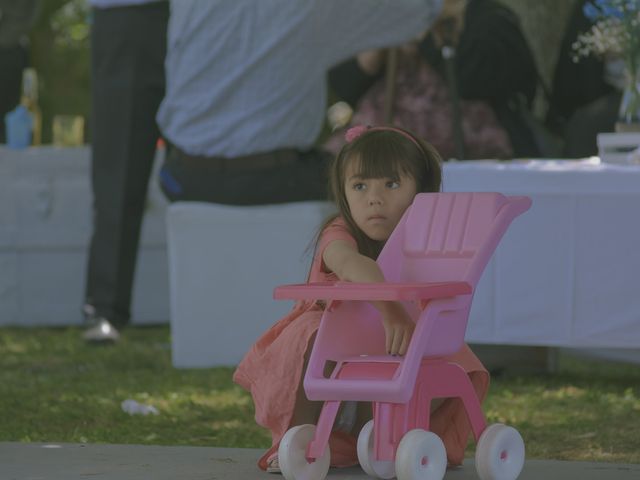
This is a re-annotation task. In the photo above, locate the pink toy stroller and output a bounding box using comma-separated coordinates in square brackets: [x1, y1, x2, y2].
[274, 192, 532, 480]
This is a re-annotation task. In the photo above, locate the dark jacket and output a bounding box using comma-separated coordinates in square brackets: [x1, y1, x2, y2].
[546, 0, 616, 134]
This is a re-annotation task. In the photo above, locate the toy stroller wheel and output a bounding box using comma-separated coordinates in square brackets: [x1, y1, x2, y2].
[356, 420, 395, 479]
[395, 429, 446, 480]
[278, 424, 330, 480]
[475, 423, 525, 480]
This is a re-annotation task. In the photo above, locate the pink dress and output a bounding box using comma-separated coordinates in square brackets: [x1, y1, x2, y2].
[233, 218, 489, 469]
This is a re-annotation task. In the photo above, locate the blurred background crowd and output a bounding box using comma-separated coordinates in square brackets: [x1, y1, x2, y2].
[0, 0, 591, 148]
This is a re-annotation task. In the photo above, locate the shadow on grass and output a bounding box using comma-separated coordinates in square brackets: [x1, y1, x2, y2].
[484, 354, 640, 463]
[1, 326, 639, 463]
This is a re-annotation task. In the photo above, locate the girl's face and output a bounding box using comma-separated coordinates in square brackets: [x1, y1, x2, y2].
[344, 161, 418, 242]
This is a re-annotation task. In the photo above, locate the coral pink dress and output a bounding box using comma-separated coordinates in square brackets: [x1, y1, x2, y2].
[233, 218, 489, 470]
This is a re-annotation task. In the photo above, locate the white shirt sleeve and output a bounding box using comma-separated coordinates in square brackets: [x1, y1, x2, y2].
[313, 0, 443, 68]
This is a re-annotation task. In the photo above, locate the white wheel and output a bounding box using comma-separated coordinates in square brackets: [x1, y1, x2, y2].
[475, 423, 525, 480]
[395, 429, 447, 480]
[356, 420, 395, 479]
[278, 424, 330, 480]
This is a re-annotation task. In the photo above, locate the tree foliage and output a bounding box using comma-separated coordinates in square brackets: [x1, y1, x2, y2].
[30, 0, 90, 144]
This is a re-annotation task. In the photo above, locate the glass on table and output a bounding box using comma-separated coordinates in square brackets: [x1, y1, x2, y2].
[52, 115, 85, 146]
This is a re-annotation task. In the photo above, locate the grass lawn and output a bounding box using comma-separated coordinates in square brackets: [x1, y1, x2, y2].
[1, 326, 639, 464]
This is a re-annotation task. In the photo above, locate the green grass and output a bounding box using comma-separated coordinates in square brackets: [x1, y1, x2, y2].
[0, 326, 268, 448]
[484, 355, 640, 463]
[1, 326, 639, 464]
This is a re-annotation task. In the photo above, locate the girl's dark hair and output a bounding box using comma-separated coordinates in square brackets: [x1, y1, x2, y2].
[319, 126, 443, 260]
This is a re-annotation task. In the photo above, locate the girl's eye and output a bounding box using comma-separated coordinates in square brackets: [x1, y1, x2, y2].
[353, 182, 366, 191]
[386, 180, 400, 189]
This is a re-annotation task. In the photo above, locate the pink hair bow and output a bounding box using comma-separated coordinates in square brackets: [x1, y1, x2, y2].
[344, 125, 369, 143]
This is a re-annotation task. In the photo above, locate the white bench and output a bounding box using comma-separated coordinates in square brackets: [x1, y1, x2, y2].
[0, 146, 169, 326]
[166, 201, 334, 367]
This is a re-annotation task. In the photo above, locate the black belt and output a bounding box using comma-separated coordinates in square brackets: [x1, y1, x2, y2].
[171, 146, 300, 172]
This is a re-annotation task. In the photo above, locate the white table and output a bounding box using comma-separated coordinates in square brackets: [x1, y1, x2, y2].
[2, 147, 639, 361]
[167, 158, 640, 366]
[444, 158, 640, 349]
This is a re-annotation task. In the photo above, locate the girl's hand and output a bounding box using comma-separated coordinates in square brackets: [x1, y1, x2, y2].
[323, 241, 416, 355]
[380, 302, 415, 356]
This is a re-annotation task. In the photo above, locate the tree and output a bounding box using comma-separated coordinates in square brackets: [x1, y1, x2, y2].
[30, 0, 90, 144]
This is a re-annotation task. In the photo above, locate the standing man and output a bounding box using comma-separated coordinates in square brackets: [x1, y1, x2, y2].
[83, 0, 168, 342]
[156, 0, 444, 205]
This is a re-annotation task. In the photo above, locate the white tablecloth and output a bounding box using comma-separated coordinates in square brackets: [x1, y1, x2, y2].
[2, 147, 639, 352]
[0, 146, 169, 326]
[444, 158, 640, 348]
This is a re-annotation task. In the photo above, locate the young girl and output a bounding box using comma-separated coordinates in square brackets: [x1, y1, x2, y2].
[233, 125, 489, 472]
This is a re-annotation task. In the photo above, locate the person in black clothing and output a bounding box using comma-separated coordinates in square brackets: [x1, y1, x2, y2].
[329, 0, 542, 159]
[546, 0, 621, 158]
[83, 1, 169, 343]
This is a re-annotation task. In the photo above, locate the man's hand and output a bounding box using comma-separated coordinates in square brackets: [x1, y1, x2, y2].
[356, 49, 386, 76]
[430, 0, 467, 48]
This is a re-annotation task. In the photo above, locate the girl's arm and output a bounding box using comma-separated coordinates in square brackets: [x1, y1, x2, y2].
[323, 239, 414, 356]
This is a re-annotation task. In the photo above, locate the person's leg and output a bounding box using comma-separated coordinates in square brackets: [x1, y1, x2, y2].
[85, 3, 168, 335]
[352, 401, 373, 435]
[290, 333, 325, 426]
